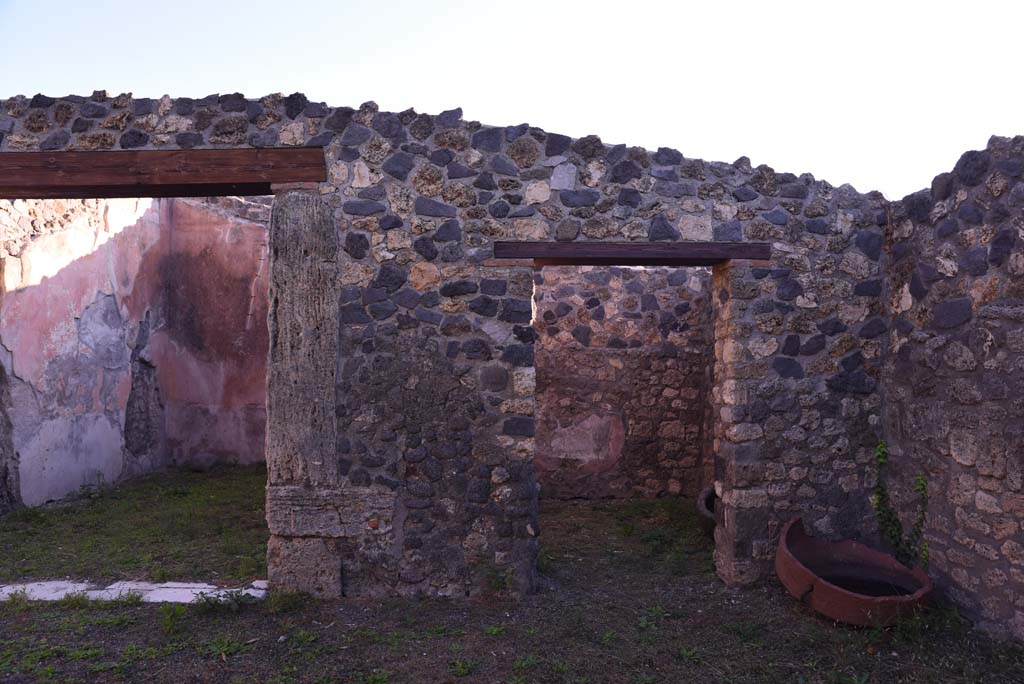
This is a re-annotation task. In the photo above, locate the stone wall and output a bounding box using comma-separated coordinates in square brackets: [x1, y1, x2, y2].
[0, 195, 269, 506]
[0, 91, 935, 609]
[5, 89, 1024, 638]
[709, 182, 889, 583]
[534, 266, 712, 499]
[885, 136, 1024, 640]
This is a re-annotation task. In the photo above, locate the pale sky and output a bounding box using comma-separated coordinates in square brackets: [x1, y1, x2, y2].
[1, 0, 1020, 199]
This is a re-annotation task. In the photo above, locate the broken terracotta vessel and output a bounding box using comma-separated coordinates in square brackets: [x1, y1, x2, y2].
[696, 485, 717, 539]
[775, 517, 933, 626]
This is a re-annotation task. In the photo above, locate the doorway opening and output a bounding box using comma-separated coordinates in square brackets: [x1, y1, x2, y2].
[0, 195, 271, 505]
[0, 195, 271, 581]
[533, 264, 714, 500]
[0, 148, 325, 586]
[490, 239, 771, 581]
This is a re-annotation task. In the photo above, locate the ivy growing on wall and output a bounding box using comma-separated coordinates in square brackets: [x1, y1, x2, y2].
[871, 441, 929, 568]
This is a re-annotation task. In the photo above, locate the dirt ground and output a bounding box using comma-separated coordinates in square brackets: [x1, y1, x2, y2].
[1, 469, 1022, 684]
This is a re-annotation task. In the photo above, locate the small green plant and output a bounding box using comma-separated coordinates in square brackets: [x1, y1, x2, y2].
[55, 592, 91, 610]
[479, 565, 510, 593]
[267, 590, 310, 614]
[676, 645, 701, 663]
[600, 630, 617, 646]
[110, 590, 143, 607]
[871, 442, 929, 568]
[362, 670, 391, 684]
[637, 621, 657, 645]
[448, 658, 478, 676]
[159, 603, 187, 637]
[484, 624, 507, 637]
[892, 613, 926, 643]
[645, 606, 667, 620]
[936, 604, 963, 630]
[288, 628, 319, 651]
[87, 661, 121, 674]
[2, 589, 31, 612]
[120, 643, 161, 664]
[202, 636, 249, 658]
[513, 654, 542, 671]
[67, 644, 102, 661]
[637, 606, 665, 645]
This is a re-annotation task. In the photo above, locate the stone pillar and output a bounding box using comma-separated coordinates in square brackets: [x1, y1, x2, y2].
[265, 186, 343, 596]
[710, 259, 772, 585]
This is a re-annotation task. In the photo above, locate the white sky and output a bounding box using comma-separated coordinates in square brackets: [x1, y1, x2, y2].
[1, 0, 1020, 199]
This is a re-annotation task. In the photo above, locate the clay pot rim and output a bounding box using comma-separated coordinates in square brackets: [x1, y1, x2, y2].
[696, 485, 716, 519]
[779, 516, 933, 605]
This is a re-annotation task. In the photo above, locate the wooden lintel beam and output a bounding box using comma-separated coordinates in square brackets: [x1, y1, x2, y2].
[493, 241, 771, 266]
[482, 259, 537, 268]
[0, 148, 326, 200]
[0, 182, 277, 200]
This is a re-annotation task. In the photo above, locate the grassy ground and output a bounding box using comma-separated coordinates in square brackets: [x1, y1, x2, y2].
[0, 466, 267, 583]
[1, 470, 1022, 683]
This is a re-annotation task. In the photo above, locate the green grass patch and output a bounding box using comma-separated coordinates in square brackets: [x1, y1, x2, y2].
[0, 465, 267, 583]
[447, 658, 478, 676]
[610, 498, 714, 574]
[267, 590, 311, 614]
[201, 635, 252, 658]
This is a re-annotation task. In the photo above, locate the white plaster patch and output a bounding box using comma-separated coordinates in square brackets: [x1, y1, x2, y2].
[0, 580, 268, 604]
[0, 581, 90, 601]
[19, 414, 125, 506]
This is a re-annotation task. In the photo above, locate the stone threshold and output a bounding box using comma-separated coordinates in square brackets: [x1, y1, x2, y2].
[0, 579, 268, 604]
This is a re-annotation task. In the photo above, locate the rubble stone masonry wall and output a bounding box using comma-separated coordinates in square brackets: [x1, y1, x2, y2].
[0, 90, 890, 600]
[1, 91, 1021, 642]
[885, 136, 1024, 640]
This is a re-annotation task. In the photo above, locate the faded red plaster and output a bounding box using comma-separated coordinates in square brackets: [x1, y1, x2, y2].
[128, 198, 269, 466]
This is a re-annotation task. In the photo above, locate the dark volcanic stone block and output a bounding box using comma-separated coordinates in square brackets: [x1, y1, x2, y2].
[772, 357, 804, 379]
[415, 197, 457, 217]
[559, 189, 601, 207]
[953, 149, 990, 186]
[343, 200, 386, 215]
[858, 318, 887, 338]
[648, 214, 679, 241]
[933, 298, 973, 329]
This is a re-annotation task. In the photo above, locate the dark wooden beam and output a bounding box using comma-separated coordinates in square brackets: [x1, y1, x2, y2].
[493, 241, 771, 266]
[0, 182, 282, 200]
[0, 148, 326, 199]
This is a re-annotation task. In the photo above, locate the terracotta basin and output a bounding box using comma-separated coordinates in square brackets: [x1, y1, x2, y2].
[696, 485, 717, 539]
[775, 517, 933, 626]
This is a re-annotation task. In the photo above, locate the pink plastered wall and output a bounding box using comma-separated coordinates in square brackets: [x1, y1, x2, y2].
[0, 197, 268, 505]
